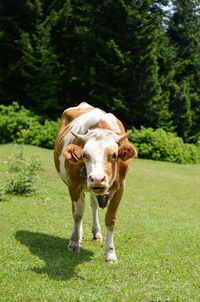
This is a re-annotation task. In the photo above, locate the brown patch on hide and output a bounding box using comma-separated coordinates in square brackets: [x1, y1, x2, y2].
[68, 183, 82, 203]
[102, 146, 118, 184]
[105, 182, 125, 230]
[89, 120, 112, 131]
[54, 138, 64, 173]
[105, 159, 129, 229]
[116, 118, 126, 136]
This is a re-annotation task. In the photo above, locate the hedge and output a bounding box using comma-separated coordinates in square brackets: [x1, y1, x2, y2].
[129, 127, 200, 164]
[1, 103, 200, 164]
[0, 102, 59, 149]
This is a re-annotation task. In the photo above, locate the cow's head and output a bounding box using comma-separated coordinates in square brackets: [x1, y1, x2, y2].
[63, 129, 137, 195]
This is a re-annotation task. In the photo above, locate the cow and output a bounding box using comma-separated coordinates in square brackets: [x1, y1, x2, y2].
[54, 102, 137, 263]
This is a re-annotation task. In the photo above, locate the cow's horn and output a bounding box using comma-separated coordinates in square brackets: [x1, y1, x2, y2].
[71, 131, 87, 141]
[117, 132, 130, 143]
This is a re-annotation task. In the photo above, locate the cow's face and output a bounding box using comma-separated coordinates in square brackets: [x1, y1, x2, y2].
[63, 130, 137, 195]
[82, 133, 118, 195]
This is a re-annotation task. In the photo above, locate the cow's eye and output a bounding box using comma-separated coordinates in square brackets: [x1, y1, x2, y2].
[112, 152, 117, 159]
[83, 152, 90, 160]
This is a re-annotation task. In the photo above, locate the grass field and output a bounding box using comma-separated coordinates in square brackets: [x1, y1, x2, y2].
[0, 144, 200, 302]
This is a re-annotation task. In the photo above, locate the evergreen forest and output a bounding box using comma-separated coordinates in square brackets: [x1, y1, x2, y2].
[1, 0, 200, 143]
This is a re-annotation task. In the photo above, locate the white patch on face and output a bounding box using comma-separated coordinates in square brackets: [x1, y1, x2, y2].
[83, 130, 118, 188]
[84, 140, 106, 184]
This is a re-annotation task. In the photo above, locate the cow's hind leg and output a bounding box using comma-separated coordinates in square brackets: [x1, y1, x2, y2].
[68, 192, 85, 252]
[90, 194, 103, 242]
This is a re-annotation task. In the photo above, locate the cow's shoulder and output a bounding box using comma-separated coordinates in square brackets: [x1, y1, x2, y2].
[59, 102, 94, 132]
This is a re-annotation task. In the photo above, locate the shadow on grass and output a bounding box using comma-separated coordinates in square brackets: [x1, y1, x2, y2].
[15, 230, 94, 280]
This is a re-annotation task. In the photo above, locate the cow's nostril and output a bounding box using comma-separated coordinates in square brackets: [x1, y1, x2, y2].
[101, 176, 106, 183]
[89, 175, 94, 183]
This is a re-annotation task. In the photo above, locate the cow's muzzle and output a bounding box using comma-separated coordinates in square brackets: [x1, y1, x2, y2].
[88, 174, 108, 195]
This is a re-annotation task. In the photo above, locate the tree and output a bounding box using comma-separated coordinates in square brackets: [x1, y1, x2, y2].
[121, 0, 173, 129]
[19, 22, 62, 117]
[0, 0, 41, 104]
[51, 0, 172, 128]
[1, 0, 199, 142]
[167, 0, 200, 141]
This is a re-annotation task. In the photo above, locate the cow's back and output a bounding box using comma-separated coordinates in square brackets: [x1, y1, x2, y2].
[58, 103, 94, 136]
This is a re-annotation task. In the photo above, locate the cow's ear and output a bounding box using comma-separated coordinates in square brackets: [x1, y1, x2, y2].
[118, 143, 137, 162]
[63, 144, 83, 164]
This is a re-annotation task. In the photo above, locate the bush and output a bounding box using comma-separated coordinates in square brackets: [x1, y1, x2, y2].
[1, 103, 200, 164]
[23, 119, 59, 149]
[2, 147, 42, 198]
[129, 127, 200, 164]
[0, 102, 41, 143]
[5, 170, 35, 196]
[0, 102, 59, 149]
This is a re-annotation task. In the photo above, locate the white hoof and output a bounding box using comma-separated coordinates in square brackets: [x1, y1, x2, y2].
[93, 232, 103, 242]
[105, 252, 118, 264]
[68, 240, 82, 253]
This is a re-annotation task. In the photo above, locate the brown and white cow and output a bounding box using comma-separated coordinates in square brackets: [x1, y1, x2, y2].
[54, 102, 137, 263]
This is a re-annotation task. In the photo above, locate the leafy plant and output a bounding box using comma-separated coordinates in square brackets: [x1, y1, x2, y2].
[0, 102, 42, 144]
[5, 169, 35, 196]
[129, 127, 200, 164]
[0, 103, 59, 149]
[2, 137, 42, 198]
[1, 103, 200, 164]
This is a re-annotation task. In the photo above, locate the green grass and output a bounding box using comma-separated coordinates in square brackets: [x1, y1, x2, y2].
[0, 144, 200, 302]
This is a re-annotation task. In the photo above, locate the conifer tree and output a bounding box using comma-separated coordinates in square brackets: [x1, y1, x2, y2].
[19, 20, 62, 116]
[0, 0, 39, 104]
[122, 0, 172, 129]
[167, 0, 200, 140]
[1, 0, 199, 142]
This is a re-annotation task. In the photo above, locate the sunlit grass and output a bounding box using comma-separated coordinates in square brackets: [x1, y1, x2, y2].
[0, 144, 200, 301]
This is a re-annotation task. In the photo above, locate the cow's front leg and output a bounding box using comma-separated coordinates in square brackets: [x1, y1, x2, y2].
[90, 194, 103, 242]
[105, 227, 117, 263]
[68, 192, 85, 252]
[105, 184, 124, 263]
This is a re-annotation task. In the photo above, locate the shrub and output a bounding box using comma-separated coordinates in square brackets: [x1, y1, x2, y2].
[0, 102, 59, 149]
[129, 127, 200, 164]
[1, 103, 200, 164]
[0, 102, 41, 143]
[2, 146, 42, 198]
[5, 169, 35, 196]
[7, 150, 41, 174]
[23, 119, 59, 149]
